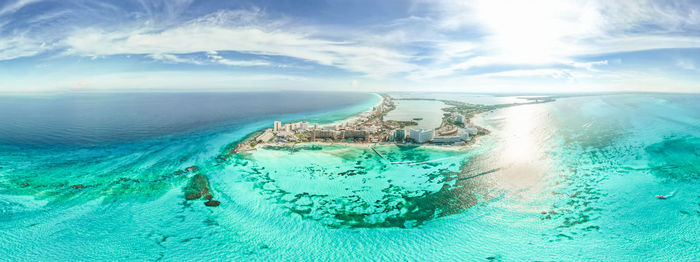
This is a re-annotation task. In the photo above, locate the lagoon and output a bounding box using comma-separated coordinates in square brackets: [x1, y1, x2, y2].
[384, 99, 446, 130]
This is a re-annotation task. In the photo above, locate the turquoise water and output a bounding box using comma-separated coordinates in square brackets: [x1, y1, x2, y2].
[1, 93, 698, 261]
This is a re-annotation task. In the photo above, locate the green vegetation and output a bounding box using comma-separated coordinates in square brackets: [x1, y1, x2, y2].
[385, 120, 418, 128]
[441, 100, 513, 121]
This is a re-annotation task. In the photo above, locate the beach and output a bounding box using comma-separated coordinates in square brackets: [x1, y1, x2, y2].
[233, 93, 504, 154]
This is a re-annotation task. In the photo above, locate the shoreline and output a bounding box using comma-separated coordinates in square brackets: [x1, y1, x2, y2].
[230, 93, 395, 154]
[243, 139, 477, 153]
[315, 92, 384, 129]
[219, 93, 386, 158]
[224, 93, 553, 157]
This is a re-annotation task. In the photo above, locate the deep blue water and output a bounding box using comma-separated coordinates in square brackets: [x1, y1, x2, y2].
[0, 92, 698, 261]
[0, 91, 375, 146]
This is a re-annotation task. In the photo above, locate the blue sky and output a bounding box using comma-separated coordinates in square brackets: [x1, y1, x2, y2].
[0, 0, 699, 93]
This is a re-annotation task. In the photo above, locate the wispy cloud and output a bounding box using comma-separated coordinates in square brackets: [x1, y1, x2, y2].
[676, 58, 696, 70]
[0, 0, 698, 92]
[412, 0, 700, 76]
[0, 35, 49, 60]
[206, 51, 271, 67]
[475, 69, 576, 79]
[148, 53, 203, 65]
[60, 10, 417, 77]
[0, 0, 40, 16]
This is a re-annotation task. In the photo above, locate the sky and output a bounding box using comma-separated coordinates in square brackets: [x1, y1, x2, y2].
[0, 0, 699, 93]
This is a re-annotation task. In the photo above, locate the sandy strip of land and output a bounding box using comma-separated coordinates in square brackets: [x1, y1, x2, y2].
[246, 140, 478, 152]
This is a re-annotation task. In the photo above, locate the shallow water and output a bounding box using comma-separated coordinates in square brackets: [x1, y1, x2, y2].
[229, 143, 482, 228]
[0, 92, 698, 261]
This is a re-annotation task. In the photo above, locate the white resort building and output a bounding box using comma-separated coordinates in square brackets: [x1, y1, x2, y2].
[299, 121, 309, 132]
[409, 128, 435, 143]
[273, 121, 282, 132]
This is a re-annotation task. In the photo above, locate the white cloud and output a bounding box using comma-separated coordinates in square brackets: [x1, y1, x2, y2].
[0, 35, 49, 60]
[1, 1, 699, 93]
[409, 55, 592, 80]
[675, 58, 696, 70]
[475, 69, 573, 79]
[61, 10, 417, 77]
[148, 53, 202, 65]
[0, 0, 40, 16]
[149, 52, 273, 67]
[428, 0, 700, 55]
[205, 51, 271, 67]
[570, 60, 608, 72]
[214, 58, 271, 67]
[410, 0, 700, 78]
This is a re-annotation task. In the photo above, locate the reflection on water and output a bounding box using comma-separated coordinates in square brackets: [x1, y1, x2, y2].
[473, 103, 556, 201]
[225, 102, 563, 228]
[0, 93, 698, 260]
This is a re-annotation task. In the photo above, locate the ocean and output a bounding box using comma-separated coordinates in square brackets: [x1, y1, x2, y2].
[0, 92, 698, 261]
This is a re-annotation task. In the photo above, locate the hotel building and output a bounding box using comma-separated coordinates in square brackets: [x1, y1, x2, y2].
[409, 128, 434, 144]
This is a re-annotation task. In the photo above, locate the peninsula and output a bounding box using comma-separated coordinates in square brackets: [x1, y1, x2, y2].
[228, 94, 554, 154]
